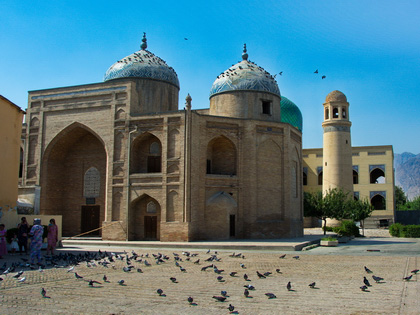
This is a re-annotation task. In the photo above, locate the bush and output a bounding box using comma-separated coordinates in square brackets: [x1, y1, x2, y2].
[333, 220, 360, 237]
[389, 223, 403, 237]
[322, 225, 334, 232]
[400, 225, 420, 238]
[321, 236, 337, 241]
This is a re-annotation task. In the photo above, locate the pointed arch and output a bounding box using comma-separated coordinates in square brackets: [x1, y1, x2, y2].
[113, 131, 124, 161]
[129, 194, 161, 241]
[131, 132, 162, 174]
[40, 122, 107, 237]
[205, 191, 237, 240]
[166, 190, 179, 222]
[168, 129, 180, 158]
[112, 191, 123, 221]
[115, 108, 126, 120]
[206, 135, 237, 175]
[30, 117, 39, 128]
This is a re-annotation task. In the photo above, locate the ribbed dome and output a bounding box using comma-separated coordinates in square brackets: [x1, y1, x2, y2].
[209, 44, 280, 98]
[104, 34, 179, 88]
[281, 96, 303, 132]
[325, 90, 347, 103]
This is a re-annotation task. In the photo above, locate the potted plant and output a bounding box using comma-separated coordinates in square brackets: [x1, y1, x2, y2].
[320, 236, 338, 247]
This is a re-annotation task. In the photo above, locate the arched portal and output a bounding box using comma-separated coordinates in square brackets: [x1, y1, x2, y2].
[131, 133, 162, 174]
[40, 123, 107, 237]
[370, 168, 385, 184]
[129, 194, 161, 241]
[371, 194, 386, 210]
[206, 136, 237, 175]
[205, 191, 237, 240]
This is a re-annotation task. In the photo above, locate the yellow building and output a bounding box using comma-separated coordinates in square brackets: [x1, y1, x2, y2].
[0, 95, 25, 210]
[303, 144, 395, 227]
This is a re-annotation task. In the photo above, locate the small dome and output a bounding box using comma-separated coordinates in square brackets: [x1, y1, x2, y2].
[104, 33, 179, 88]
[281, 96, 303, 132]
[209, 44, 280, 98]
[325, 90, 347, 103]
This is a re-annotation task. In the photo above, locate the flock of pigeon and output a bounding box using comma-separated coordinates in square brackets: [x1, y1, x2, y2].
[0, 250, 417, 313]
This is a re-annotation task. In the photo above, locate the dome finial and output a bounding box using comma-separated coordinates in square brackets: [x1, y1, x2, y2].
[242, 43, 248, 61]
[141, 32, 147, 50]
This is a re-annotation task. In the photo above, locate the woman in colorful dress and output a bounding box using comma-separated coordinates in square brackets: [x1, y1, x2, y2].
[29, 218, 44, 265]
[47, 218, 58, 256]
[0, 224, 7, 258]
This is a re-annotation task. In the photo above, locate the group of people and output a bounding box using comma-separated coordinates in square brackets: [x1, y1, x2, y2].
[0, 217, 58, 264]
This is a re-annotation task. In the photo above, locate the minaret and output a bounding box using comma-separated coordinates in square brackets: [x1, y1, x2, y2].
[322, 90, 353, 195]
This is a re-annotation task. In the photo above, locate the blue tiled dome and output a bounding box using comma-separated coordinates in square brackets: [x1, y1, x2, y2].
[104, 34, 179, 88]
[281, 96, 303, 132]
[209, 45, 280, 98]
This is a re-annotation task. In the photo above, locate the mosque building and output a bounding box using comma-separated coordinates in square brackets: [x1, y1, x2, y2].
[17, 35, 394, 241]
[18, 35, 304, 241]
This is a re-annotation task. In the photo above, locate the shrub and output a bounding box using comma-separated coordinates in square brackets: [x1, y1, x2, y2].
[333, 220, 360, 237]
[322, 225, 334, 232]
[400, 225, 420, 238]
[389, 223, 403, 237]
[321, 236, 337, 241]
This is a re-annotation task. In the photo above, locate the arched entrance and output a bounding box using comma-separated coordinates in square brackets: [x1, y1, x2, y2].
[40, 123, 107, 237]
[205, 191, 237, 240]
[129, 195, 161, 241]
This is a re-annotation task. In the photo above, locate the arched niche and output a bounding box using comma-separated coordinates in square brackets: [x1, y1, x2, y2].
[131, 133, 162, 174]
[206, 135, 237, 175]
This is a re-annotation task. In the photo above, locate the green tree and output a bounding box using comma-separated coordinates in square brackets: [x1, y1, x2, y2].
[395, 186, 408, 210]
[344, 198, 374, 235]
[304, 188, 350, 235]
[398, 195, 420, 210]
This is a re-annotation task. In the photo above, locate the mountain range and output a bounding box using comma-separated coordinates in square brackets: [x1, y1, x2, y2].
[395, 152, 420, 200]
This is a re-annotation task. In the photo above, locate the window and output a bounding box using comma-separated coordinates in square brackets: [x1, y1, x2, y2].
[333, 107, 339, 118]
[342, 108, 346, 118]
[262, 100, 271, 115]
[353, 170, 359, 184]
[325, 108, 329, 119]
[318, 171, 323, 185]
[147, 201, 157, 213]
[303, 172, 307, 186]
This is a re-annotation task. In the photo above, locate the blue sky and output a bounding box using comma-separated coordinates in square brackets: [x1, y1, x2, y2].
[1, 0, 419, 154]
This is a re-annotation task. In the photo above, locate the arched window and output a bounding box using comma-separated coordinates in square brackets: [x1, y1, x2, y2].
[370, 168, 385, 184]
[371, 194, 386, 210]
[131, 133, 162, 174]
[353, 170, 359, 184]
[333, 107, 339, 118]
[325, 108, 329, 120]
[206, 136, 237, 175]
[342, 108, 347, 119]
[303, 172, 307, 186]
[147, 201, 157, 213]
[318, 171, 323, 185]
[84, 167, 100, 198]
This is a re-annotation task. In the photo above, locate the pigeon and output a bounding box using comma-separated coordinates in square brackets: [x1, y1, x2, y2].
[18, 277, 26, 283]
[221, 290, 228, 297]
[287, 281, 292, 291]
[118, 280, 125, 285]
[41, 287, 50, 298]
[403, 275, 413, 281]
[360, 285, 368, 291]
[193, 259, 200, 265]
[228, 304, 235, 313]
[229, 272, 238, 277]
[217, 276, 224, 282]
[244, 274, 249, 281]
[314, 69, 318, 74]
[363, 277, 371, 287]
[265, 292, 277, 299]
[244, 284, 255, 290]
[244, 288, 250, 298]
[13, 271, 24, 278]
[188, 296, 194, 304]
[364, 266, 373, 274]
[276, 268, 282, 274]
[264, 272, 272, 277]
[411, 269, 419, 274]
[309, 282, 316, 289]
[67, 266, 75, 272]
[170, 277, 178, 283]
[137, 268, 143, 273]
[103, 275, 109, 282]
[157, 289, 166, 296]
[75, 272, 83, 279]
[372, 275, 384, 283]
[256, 271, 266, 279]
[279, 254, 286, 259]
[293, 256, 300, 260]
[240, 263, 246, 269]
[88, 280, 101, 287]
[212, 296, 226, 302]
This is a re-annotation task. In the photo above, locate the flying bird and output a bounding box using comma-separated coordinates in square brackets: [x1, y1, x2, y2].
[314, 69, 318, 74]
[184, 38, 188, 40]
[322, 75, 326, 79]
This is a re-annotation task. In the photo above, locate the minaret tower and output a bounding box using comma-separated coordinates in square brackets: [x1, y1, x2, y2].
[322, 90, 353, 195]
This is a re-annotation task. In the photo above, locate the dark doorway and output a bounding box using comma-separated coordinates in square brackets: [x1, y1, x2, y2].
[230, 215, 236, 237]
[81, 205, 100, 236]
[147, 156, 161, 173]
[144, 216, 157, 240]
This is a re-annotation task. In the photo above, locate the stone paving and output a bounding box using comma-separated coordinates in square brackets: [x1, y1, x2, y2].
[0, 230, 419, 314]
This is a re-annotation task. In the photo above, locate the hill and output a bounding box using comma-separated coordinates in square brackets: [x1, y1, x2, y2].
[395, 152, 420, 200]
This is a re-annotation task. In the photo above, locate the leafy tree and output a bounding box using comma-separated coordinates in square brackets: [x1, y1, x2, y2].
[304, 188, 350, 235]
[395, 186, 408, 210]
[398, 195, 420, 210]
[344, 198, 374, 235]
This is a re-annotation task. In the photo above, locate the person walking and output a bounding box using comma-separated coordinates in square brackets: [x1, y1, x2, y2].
[47, 218, 58, 256]
[29, 218, 44, 265]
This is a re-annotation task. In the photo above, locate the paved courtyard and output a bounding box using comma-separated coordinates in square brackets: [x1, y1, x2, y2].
[0, 230, 419, 314]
